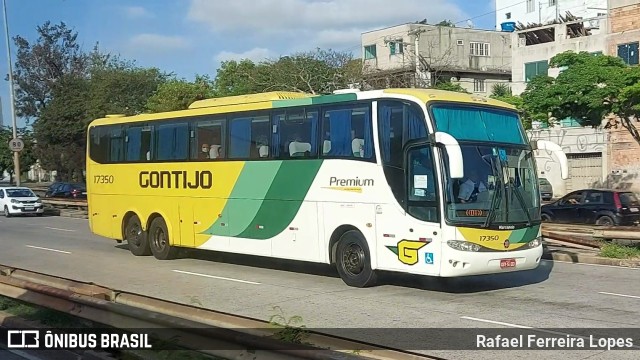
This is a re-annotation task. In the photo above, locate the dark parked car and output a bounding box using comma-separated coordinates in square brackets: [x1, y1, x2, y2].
[45, 182, 87, 199]
[541, 189, 640, 226]
[538, 177, 553, 201]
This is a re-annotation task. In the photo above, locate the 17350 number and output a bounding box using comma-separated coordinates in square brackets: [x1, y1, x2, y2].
[94, 175, 114, 184]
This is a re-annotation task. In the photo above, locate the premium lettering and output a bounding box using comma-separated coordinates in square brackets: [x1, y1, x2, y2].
[139, 171, 212, 189]
[329, 176, 374, 187]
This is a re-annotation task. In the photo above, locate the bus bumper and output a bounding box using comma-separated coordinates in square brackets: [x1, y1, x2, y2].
[439, 245, 543, 277]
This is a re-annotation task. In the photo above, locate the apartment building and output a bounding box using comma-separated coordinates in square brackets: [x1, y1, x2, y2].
[360, 23, 512, 95]
[495, 0, 608, 29]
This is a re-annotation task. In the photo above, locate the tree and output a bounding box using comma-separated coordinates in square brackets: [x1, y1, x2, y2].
[521, 51, 640, 142]
[0, 127, 36, 184]
[432, 80, 469, 93]
[489, 84, 532, 129]
[11, 21, 89, 121]
[146, 75, 215, 113]
[212, 48, 358, 96]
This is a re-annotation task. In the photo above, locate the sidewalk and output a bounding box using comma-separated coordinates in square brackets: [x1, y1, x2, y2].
[543, 244, 640, 268]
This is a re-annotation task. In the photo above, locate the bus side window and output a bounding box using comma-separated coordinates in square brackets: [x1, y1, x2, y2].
[89, 126, 110, 163]
[272, 108, 318, 159]
[378, 100, 429, 169]
[321, 103, 374, 160]
[109, 126, 125, 163]
[155, 123, 189, 161]
[229, 113, 270, 159]
[191, 117, 226, 160]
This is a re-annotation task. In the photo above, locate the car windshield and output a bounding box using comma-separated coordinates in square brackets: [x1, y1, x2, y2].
[441, 144, 541, 226]
[6, 188, 36, 197]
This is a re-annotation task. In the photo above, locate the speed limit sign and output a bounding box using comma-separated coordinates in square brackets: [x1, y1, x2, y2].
[8, 138, 24, 152]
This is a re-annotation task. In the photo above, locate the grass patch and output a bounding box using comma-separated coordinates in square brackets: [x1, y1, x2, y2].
[0, 295, 80, 327]
[599, 242, 640, 259]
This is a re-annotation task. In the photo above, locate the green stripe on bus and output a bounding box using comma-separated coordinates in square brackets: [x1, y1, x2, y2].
[510, 225, 540, 244]
[236, 160, 323, 239]
[272, 93, 358, 108]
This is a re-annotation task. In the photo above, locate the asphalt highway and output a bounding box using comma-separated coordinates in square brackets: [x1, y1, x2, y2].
[0, 215, 638, 359]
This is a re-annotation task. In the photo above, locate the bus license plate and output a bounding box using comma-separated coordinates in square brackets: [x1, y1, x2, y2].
[500, 259, 516, 269]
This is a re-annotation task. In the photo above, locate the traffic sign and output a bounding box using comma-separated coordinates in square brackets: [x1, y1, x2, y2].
[8, 137, 24, 152]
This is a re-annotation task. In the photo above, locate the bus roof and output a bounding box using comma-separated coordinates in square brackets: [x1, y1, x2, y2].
[89, 88, 517, 127]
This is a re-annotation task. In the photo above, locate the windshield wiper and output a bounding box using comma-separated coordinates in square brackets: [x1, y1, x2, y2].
[482, 156, 503, 228]
[509, 178, 532, 226]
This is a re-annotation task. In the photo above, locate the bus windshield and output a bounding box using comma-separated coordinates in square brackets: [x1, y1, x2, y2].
[431, 103, 540, 226]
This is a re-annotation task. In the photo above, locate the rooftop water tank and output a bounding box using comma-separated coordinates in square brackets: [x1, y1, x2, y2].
[501, 22, 516, 32]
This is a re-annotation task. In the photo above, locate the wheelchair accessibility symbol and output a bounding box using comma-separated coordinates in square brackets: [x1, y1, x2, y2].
[425, 252, 434, 265]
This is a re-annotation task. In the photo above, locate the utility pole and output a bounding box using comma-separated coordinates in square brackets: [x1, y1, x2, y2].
[2, 0, 20, 186]
[539, 0, 543, 24]
[408, 28, 427, 87]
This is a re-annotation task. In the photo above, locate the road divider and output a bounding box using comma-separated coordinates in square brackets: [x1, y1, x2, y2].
[0, 264, 433, 360]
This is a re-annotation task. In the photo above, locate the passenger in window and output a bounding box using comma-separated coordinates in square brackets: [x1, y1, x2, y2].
[199, 143, 210, 159]
[255, 135, 269, 158]
[458, 171, 487, 203]
[209, 144, 222, 159]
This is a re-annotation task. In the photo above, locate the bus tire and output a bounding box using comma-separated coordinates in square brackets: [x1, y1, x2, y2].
[335, 230, 377, 288]
[148, 217, 178, 260]
[124, 214, 150, 256]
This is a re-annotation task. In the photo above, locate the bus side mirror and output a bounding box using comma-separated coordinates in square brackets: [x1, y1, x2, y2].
[435, 131, 464, 179]
[532, 139, 569, 180]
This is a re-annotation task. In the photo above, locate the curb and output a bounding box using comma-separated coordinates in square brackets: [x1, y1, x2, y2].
[542, 249, 640, 268]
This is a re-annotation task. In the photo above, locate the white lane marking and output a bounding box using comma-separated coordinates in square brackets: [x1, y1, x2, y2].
[172, 269, 260, 285]
[45, 226, 75, 232]
[25, 245, 71, 254]
[598, 291, 640, 300]
[462, 316, 640, 349]
[461, 316, 532, 328]
[542, 259, 640, 270]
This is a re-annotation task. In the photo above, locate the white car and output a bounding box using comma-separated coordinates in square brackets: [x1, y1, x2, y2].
[0, 187, 45, 217]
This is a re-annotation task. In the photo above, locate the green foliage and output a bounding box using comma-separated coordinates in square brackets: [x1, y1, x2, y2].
[432, 81, 469, 93]
[490, 83, 512, 97]
[436, 20, 455, 27]
[599, 242, 640, 259]
[146, 75, 215, 113]
[212, 48, 358, 96]
[521, 50, 640, 142]
[268, 306, 310, 345]
[0, 127, 36, 182]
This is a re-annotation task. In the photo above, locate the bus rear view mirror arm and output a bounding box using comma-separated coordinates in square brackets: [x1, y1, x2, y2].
[533, 139, 569, 180]
[434, 132, 464, 179]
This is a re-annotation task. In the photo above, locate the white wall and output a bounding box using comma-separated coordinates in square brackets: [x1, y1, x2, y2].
[527, 126, 608, 196]
[496, 0, 608, 29]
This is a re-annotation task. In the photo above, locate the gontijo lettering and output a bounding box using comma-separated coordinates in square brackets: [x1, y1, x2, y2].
[329, 176, 374, 186]
[139, 170, 212, 189]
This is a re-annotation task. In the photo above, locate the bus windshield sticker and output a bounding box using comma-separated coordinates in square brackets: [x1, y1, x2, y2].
[414, 175, 428, 188]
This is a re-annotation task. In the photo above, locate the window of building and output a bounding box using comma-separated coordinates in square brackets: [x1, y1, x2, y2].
[125, 125, 153, 161]
[272, 108, 319, 159]
[473, 79, 486, 92]
[229, 114, 271, 159]
[389, 41, 403, 55]
[155, 122, 189, 161]
[527, 0, 535, 13]
[364, 45, 377, 60]
[524, 60, 549, 82]
[506, 12, 511, 19]
[549, 0, 556, 6]
[617, 42, 639, 65]
[321, 103, 374, 160]
[191, 118, 226, 160]
[470, 42, 490, 56]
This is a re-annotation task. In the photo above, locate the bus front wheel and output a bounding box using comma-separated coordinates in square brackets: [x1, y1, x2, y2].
[335, 230, 377, 288]
[148, 217, 179, 260]
[125, 214, 150, 256]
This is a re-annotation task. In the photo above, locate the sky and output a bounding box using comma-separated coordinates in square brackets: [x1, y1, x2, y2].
[0, 0, 498, 129]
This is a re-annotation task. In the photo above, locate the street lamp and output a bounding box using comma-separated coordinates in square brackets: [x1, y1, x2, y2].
[2, 0, 20, 186]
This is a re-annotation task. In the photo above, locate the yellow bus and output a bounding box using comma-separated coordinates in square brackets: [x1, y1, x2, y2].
[86, 88, 568, 287]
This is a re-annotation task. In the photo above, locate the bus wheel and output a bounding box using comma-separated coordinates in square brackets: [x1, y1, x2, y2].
[335, 230, 377, 288]
[125, 215, 150, 256]
[148, 217, 178, 260]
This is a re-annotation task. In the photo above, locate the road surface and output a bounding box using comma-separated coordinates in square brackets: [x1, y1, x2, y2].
[0, 215, 638, 359]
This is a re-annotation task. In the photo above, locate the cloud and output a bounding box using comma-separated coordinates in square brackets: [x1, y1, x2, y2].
[187, 0, 467, 50]
[128, 34, 191, 53]
[123, 6, 153, 19]
[214, 48, 275, 62]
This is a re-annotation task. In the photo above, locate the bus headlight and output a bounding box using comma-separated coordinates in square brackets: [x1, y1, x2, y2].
[447, 240, 481, 252]
[528, 237, 542, 248]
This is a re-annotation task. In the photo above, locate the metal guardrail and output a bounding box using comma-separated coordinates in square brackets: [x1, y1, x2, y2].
[0, 264, 433, 360]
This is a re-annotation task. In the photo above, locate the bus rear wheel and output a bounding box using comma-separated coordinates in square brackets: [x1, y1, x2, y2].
[148, 217, 179, 260]
[125, 215, 150, 256]
[335, 230, 377, 288]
